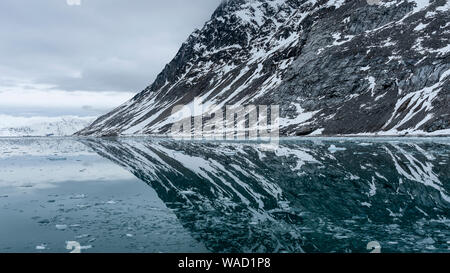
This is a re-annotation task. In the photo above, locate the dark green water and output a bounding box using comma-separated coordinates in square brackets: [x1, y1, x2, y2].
[0, 137, 449, 253]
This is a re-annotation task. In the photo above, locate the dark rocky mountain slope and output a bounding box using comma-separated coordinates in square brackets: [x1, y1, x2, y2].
[77, 0, 450, 137]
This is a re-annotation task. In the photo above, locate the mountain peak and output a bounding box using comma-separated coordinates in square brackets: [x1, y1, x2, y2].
[77, 0, 450, 137]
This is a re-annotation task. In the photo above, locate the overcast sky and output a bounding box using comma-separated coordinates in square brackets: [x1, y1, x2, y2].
[0, 0, 221, 117]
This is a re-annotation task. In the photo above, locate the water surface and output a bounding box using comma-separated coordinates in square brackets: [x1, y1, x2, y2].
[0, 137, 449, 253]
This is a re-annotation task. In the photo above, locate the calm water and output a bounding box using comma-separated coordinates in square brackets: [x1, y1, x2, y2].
[0, 137, 449, 253]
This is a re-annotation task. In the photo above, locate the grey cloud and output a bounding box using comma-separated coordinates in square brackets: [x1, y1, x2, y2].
[0, 0, 222, 93]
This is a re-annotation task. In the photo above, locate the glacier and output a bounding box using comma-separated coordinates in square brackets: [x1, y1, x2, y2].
[0, 115, 95, 137]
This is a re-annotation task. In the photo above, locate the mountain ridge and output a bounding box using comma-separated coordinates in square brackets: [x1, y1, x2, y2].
[77, 0, 450, 137]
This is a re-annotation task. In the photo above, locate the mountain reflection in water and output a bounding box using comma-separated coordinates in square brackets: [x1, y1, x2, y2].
[81, 138, 450, 253]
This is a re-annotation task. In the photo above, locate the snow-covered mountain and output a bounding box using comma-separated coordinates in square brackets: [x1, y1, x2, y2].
[77, 0, 450, 137]
[0, 115, 96, 137]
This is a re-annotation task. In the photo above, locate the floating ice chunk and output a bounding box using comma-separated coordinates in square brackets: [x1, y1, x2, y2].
[36, 244, 47, 250]
[328, 145, 347, 153]
[70, 194, 86, 199]
[56, 224, 68, 230]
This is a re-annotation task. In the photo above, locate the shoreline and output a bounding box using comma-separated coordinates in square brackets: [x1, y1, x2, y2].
[1, 134, 450, 140]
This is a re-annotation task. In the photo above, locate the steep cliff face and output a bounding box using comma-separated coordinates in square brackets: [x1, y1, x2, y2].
[77, 0, 450, 137]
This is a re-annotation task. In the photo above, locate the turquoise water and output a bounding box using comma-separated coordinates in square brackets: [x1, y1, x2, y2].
[0, 137, 449, 253]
